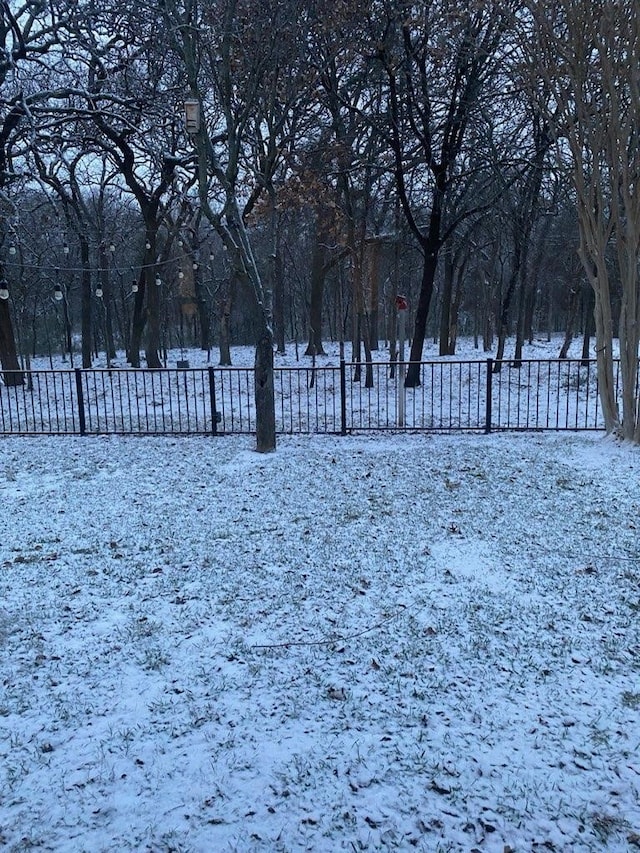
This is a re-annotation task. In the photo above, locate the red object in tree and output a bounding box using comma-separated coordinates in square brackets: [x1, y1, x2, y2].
[395, 295, 408, 311]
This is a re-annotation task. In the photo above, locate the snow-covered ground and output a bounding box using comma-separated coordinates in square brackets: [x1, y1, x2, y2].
[29, 332, 601, 371]
[1, 430, 639, 852]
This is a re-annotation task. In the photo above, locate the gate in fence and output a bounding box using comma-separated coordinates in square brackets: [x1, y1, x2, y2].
[0, 358, 611, 436]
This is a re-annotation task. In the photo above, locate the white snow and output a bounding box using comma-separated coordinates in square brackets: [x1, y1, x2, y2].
[1, 427, 639, 852]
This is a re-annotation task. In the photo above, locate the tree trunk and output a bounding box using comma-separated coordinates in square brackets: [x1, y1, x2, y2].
[581, 286, 595, 366]
[144, 233, 162, 369]
[305, 232, 326, 357]
[367, 241, 380, 351]
[352, 312, 362, 382]
[361, 312, 374, 388]
[273, 242, 285, 354]
[512, 268, 529, 367]
[60, 293, 73, 365]
[98, 245, 117, 362]
[255, 329, 276, 452]
[0, 298, 23, 385]
[268, 192, 285, 356]
[218, 275, 234, 366]
[439, 249, 455, 356]
[195, 292, 211, 354]
[405, 248, 439, 387]
[80, 236, 93, 369]
[128, 270, 146, 367]
[525, 283, 537, 345]
[494, 256, 520, 373]
[559, 286, 580, 359]
[618, 256, 640, 442]
[483, 308, 494, 352]
[589, 261, 618, 433]
[448, 266, 464, 355]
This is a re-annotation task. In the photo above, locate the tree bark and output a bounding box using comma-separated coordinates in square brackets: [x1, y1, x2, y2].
[218, 275, 234, 366]
[305, 231, 326, 357]
[581, 286, 594, 366]
[512, 265, 529, 367]
[79, 235, 93, 369]
[144, 232, 162, 369]
[255, 330, 276, 452]
[405, 247, 439, 387]
[273, 242, 285, 354]
[439, 249, 455, 356]
[98, 244, 117, 362]
[559, 286, 580, 359]
[128, 270, 146, 367]
[0, 298, 23, 385]
[367, 241, 380, 351]
[194, 285, 212, 354]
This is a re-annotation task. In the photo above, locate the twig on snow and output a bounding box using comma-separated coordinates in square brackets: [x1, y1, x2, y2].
[250, 604, 408, 650]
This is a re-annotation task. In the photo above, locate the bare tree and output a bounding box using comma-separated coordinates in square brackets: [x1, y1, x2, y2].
[161, 0, 328, 450]
[524, 0, 640, 440]
[0, 0, 75, 382]
[369, 0, 513, 386]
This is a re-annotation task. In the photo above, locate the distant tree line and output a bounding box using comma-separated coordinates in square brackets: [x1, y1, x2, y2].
[0, 0, 637, 445]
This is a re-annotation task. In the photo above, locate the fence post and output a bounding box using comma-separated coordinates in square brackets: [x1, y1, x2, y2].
[74, 368, 86, 436]
[485, 358, 493, 434]
[208, 366, 218, 436]
[340, 359, 347, 436]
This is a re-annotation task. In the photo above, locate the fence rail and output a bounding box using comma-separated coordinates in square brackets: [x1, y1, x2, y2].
[0, 358, 619, 436]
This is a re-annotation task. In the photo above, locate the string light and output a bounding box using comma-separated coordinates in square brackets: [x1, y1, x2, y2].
[131, 279, 139, 294]
[145, 240, 151, 250]
[178, 269, 184, 280]
[54, 284, 63, 302]
[192, 261, 198, 270]
[95, 286, 103, 298]
[0, 280, 8, 300]
[109, 242, 116, 254]
[63, 243, 70, 255]
[155, 275, 161, 287]
[2, 251, 199, 274]
[8, 244, 16, 255]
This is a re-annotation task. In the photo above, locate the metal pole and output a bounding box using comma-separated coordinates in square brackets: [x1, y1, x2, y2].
[74, 368, 86, 435]
[340, 359, 347, 435]
[485, 358, 493, 433]
[208, 365, 218, 436]
[396, 295, 408, 427]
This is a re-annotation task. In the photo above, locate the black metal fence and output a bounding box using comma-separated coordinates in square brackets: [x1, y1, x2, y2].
[0, 357, 616, 436]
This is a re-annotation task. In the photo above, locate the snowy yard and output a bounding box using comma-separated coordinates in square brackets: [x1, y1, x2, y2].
[1, 431, 639, 852]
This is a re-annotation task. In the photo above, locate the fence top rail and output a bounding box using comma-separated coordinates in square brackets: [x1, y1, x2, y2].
[343, 357, 603, 367]
[490, 357, 600, 365]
